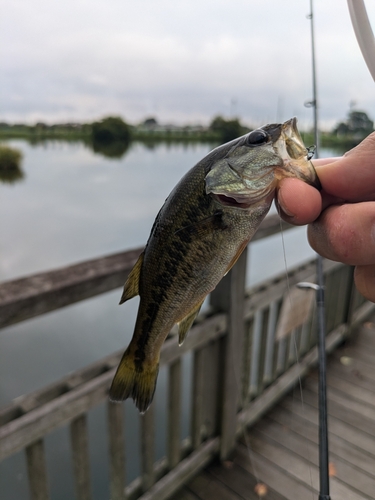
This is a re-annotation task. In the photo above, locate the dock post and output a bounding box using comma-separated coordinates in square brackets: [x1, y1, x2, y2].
[210, 248, 247, 460]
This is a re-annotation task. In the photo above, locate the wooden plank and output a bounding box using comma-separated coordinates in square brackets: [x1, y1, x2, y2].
[141, 406, 155, 491]
[257, 306, 270, 391]
[314, 369, 375, 405]
[286, 328, 299, 366]
[201, 341, 220, 438]
[324, 356, 375, 394]
[0, 247, 143, 329]
[354, 321, 375, 338]
[334, 266, 354, 327]
[167, 359, 182, 468]
[339, 344, 375, 366]
[208, 461, 287, 500]
[299, 314, 313, 355]
[136, 437, 220, 500]
[210, 249, 247, 460]
[188, 470, 242, 500]
[0, 370, 113, 460]
[236, 326, 346, 434]
[234, 444, 315, 500]
[318, 356, 375, 397]
[245, 265, 315, 320]
[332, 347, 375, 381]
[191, 349, 205, 449]
[25, 439, 49, 500]
[249, 309, 263, 397]
[0, 214, 292, 331]
[170, 488, 200, 500]
[279, 396, 375, 457]
[267, 406, 375, 478]
[296, 386, 375, 437]
[275, 337, 287, 376]
[350, 301, 375, 329]
[244, 259, 342, 320]
[243, 435, 368, 500]
[107, 402, 126, 500]
[263, 300, 279, 384]
[325, 266, 339, 334]
[159, 314, 227, 366]
[70, 415, 92, 500]
[255, 416, 375, 498]
[0, 349, 121, 426]
[249, 306, 269, 397]
[241, 318, 253, 405]
[347, 333, 375, 356]
[0, 316, 226, 461]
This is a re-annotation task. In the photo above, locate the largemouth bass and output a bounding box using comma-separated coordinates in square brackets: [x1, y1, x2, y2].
[110, 118, 320, 412]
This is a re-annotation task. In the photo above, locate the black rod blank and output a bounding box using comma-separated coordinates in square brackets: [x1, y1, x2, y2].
[316, 256, 330, 500]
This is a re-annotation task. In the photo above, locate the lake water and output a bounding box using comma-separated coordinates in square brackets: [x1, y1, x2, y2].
[0, 139, 344, 499]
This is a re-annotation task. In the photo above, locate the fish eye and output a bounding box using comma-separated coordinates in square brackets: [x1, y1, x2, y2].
[247, 129, 268, 146]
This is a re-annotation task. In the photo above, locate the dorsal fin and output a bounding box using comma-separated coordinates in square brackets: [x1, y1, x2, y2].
[177, 300, 204, 345]
[119, 251, 144, 304]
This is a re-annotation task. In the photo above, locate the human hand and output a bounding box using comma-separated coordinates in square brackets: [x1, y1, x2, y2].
[276, 133, 375, 302]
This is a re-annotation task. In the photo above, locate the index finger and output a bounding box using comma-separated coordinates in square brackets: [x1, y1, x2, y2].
[313, 134, 375, 201]
[312, 157, 342, 167]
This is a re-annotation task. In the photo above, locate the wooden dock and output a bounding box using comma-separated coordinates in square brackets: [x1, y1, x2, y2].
[174, 319, 375, 500]
[1, 215, 374, 500]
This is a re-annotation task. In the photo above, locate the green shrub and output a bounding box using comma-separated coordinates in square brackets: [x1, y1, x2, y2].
[91, 116, 132, 143]
[0, 145, 24, 183]
[209, 116, 248, 143]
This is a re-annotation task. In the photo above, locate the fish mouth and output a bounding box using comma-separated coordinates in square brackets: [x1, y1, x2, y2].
[275, 117, 322, 190]
[211, 193, 253, 209]
[211, 186, 275, 209]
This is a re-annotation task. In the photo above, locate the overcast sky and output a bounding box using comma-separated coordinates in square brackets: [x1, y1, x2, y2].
[2, 0, 375, 129]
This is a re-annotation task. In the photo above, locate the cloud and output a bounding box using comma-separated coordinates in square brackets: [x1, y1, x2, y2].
[2, 0, 375, 128]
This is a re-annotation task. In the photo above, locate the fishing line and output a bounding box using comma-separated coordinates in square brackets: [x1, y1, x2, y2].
[278, 214, 291, 298]
[237, 217, 301, 490]
[279, 214, 316, 498]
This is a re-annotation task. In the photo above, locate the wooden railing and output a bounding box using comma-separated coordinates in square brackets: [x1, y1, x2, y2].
[0, 214, 372, 500]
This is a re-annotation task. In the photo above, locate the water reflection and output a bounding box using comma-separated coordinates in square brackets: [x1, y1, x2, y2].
[0, 145, 25, 184]
[91, 139, 131, 159]
[0, 163, 25, 184]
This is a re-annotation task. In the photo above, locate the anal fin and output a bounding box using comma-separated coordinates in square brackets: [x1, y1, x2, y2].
[177, 300, 204, 346]
[119, 251, 144, 304]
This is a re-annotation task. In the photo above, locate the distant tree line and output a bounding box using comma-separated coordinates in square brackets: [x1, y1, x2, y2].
[0, 109, 373, 157]
[333, 110, 373, 138]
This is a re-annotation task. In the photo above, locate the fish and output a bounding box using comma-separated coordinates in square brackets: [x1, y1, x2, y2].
[109, 117, 320, 412]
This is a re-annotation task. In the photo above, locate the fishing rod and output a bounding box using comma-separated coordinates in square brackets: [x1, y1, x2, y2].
[302, 1, 331, 498]
[300, 3, 375, 499]
[308, 2, 331, 497]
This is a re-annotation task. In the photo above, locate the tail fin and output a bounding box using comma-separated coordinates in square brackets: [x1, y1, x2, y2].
[109, 350, 159, 413]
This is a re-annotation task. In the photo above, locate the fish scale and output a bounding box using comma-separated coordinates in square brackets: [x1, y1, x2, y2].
[109, 118, 320, 412]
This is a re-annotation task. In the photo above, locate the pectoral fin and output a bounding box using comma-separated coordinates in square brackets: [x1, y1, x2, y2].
[119, 251, 144, 304]
[174, 211, 227, 239]
[177, 300, 204, 345]
[224, 241, 248, 276]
